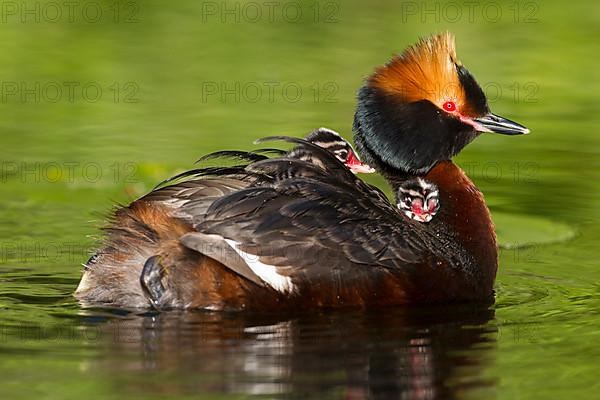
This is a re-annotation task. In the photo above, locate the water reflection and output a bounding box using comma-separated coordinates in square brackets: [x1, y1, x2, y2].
[81, 305, 497, 399]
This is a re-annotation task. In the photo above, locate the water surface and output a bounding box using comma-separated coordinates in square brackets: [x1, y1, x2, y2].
[1, 1, 599, 399]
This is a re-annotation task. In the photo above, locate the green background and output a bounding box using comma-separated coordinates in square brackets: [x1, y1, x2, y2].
[0, 0, 598, 399]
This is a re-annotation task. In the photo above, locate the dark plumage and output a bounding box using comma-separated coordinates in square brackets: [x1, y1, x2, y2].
[75, 33, 529, 311]
[77, 137, 484, 310]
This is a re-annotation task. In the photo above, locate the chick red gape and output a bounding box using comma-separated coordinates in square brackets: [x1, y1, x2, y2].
[304, 127, 375, 174]
[397, 178, 440, 223]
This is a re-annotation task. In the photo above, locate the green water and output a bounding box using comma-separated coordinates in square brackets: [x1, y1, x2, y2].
[1, 0, 599, 398]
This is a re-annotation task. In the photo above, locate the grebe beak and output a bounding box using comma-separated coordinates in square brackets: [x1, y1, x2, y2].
[473, 113, 530, 135]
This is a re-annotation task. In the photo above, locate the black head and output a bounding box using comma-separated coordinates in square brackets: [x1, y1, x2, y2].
[353, 32, 529, 176]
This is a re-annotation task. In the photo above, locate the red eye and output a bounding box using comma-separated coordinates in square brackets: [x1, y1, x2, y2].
[443, 101, 456, 112]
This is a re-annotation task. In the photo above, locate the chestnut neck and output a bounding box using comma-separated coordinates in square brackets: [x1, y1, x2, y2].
[425, 161, 498, 288]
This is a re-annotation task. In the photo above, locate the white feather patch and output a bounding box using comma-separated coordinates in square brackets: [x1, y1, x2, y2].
[224, 239, 295, 293]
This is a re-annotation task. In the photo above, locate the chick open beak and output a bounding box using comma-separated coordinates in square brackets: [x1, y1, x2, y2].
[348, 163, 376, 174]
[345, 151, 376, 174]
